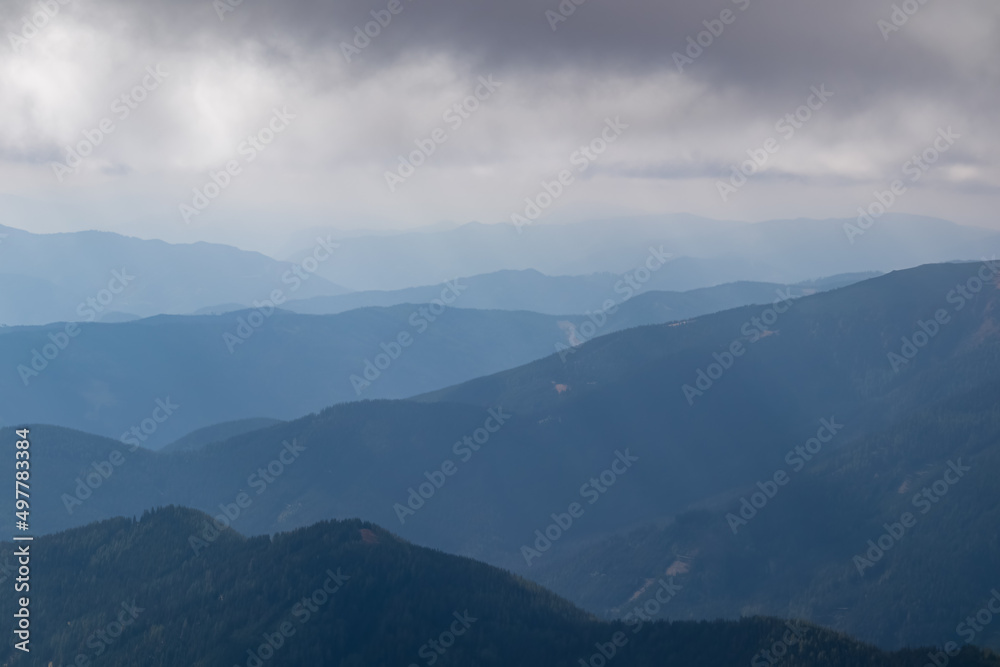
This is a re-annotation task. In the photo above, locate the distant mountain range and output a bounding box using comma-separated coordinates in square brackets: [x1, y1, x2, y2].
[0, 223, 347, 326]
[7, 262, 1000, 650]
[286, 214, 997, 291]
[3, 212, 995, 324]
[0, 278, 859, 446]
[278, 270, 878, 317]
[1, 507, 996, 667]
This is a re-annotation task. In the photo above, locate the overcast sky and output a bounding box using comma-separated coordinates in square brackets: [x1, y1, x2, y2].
[1, 0, 997, 253]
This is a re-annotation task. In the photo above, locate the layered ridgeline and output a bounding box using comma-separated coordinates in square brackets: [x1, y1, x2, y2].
[1, 508, 997, 667]
[0, 278, 849, 447]
[0, 223, 348, 326]
[277, 268, 877, 317]
[418, 260, 1000, 650]
[282, 214, 994, 291]
[2, 212, 989, 323]
[6, 262, 1000, 650]
[159, 418, 284, 453]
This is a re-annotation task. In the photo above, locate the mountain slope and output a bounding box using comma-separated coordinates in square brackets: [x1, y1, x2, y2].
[161, 417, 284, 453]
[0, 307, 582, 446]
[527, 378, 1000, 648]
[6, 262, 1000, 650]
[0, 276, 853, 446]
[1, 508, 996, 667]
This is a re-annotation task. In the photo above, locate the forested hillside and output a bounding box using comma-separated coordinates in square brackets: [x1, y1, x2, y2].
[1, 508, 997, 667]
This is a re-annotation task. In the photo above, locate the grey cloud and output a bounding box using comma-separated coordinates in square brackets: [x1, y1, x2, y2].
[0, 0, 997, 242]
[9, 0, 995, 95]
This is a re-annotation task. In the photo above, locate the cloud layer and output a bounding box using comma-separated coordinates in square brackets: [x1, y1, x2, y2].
[1, 0, 997, 251]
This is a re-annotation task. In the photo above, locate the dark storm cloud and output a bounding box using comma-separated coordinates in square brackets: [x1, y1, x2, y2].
[14, 0, 991, 102]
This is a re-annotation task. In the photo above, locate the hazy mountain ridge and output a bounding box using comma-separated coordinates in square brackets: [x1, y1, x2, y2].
[293, 215, 993, 290]
[0, 223, 347, 326]
[161, 417, 285, 453]
[1, 212, 989, 324]
[279, 270, 879, 317]
[6, 263, 1000, 649]
[0, 279, 858, 445]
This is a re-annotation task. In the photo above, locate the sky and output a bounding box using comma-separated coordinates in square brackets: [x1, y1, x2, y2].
[1, 0, 998, 254]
